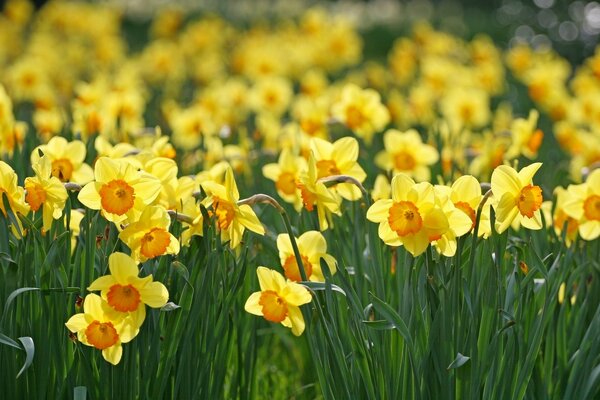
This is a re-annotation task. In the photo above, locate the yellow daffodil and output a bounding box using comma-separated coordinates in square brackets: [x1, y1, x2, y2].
[296, 153, 341, 231]
[366, 174, 449, 257]
[201, 166, 265, 249]
[310, 137, 366, 201]
[491, 163, 544, 233]
[78, 157, 162, 225]
[331, 83, 390, 144]
[244, 267, 312, 336]
[179, 197, 204, 247]
[562, 169, 600, 241]
[277, 231, 337, 282]
[542, 187, 579, 246]
[433, 182, 480, 257]
[437, 175, 491, 238]
[118, 206, 180, 263]
[31, 136, 94, 184]
[24, 155, 68, 233]
[65, 293, 138, 365]
[375, 129, 439, 182]
[262, 148, 307, 211]
[0, 160, 30, 218]
[506, 110, 543, 160]
[87, 252, 169, 330]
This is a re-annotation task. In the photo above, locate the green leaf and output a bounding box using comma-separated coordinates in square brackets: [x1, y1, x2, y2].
[2, 287, 40, 323]
[16, 336, 34, 378]
[447, 353, 470, 370]
[0, 252, 16, 265]
[363, 320, 395, 330]
[369, 293, 414, 350]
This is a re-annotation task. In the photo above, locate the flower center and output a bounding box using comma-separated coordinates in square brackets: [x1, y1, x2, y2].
[85, 320, 119, 350]
[275, 172, 297, 195]
[388, 201, 423, 236]
[393, 151, 416, 171]
[316, 160, 341, 179]
[107, 284, 141, 312]
[584, 194, 600, 221]
[259, 290, 288, 322]
[454, 201, 477, 232]
[51, 158, 74, 182]
[345, 105, 366, 130]
[213, 197, 235, 230]
[140, 228, 171, 259]
[459, 104, 474, 123]
[300, 119, 322, 136]
[283, 254, 313, 282]
[517, 184, 543, 218]
[99, 179, 135, 216]
[297, 183, 316, 211]
[25, 181, 46, 212]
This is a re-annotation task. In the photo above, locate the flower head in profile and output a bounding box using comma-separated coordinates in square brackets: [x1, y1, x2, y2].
[491, 162, 543, 233]
[118, 205, 180, 263]
[277, 231, 337, 282]
[542, 187, 579, 246]
[201, 166, 265, 249]
[295, 152, 341, 231]
[87, 252, 169, 331]
[0, 160, 30, 218]
[562, 169, 600, 241]
[31, 136, 94, 184]
[78, 157, 162, 225]
[244, 267, 312, 336]
[366, 174, 449, 256]
[24, 155, 68, 233]
[65, 294, 137, 365]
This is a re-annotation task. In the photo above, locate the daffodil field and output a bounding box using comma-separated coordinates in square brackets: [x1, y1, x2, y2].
[2, 0, 600, 399]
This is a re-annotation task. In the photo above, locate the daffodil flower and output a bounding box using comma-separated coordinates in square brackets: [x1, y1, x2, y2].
[277, 231, 337, 282]
[244, 267, 312, 336]
[0, 160, 30, 218]
[201, 166, 264, 249]
[30, 136, 94, 184]
[366, 173, 449, 256]
[87, 252, 169, 330]
[562, 169, 600, 241]
[262, 148, 306, 211]
[118, 205, 180, 262]
[65, 294, 138, 365]
[78, 157, 162, 225]
[24, 155, 68, 232]
[491, 162, 543, 233]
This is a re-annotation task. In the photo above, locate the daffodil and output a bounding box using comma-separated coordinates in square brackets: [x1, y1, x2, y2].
[119, 206, 180, 262]
[179, 197, 204, 247]
[201, 166, 265, 249]
[31, 136, 94, 184]
[331, 83, 390, 144]
[562, 169, 600, 241]
[0, 160, 30, 218]
[542, 187, 579, 245]
[295, 153, 341, 231]
[244, 267, 312, 336]
[65, 293, 137, 365]
[506, 110, 543, 160]
[277, 231, 337, 282]
[262, 148, 307, 211]
[24, 155, 68, 232]
[87, 252, 169, 330]
[310, 137, 366, 201]
[366, 174, 449, 256]
[78, 157, 162, 225]
[375, 129, 439, 182]
[491, 162, 544, 233]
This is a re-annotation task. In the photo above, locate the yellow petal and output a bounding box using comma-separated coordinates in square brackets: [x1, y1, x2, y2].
[108, 252, 139, 284]
[65, 313, 88, 333]
[256, 267, 285, 292]
[517, 162, 542, 185]
[237, 205, 265, 234]
[139, 280, 169, 308]
[297, 231, 326, 255]
[88, 275, 116, 292]
[102, 344, 123, 365]
[282, 282, 312, 306]
[77, 182, 102, 210]
[491, 165, 521, 197]
[288, 306, 305, 336]
[244, 292, 263, 315]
